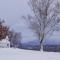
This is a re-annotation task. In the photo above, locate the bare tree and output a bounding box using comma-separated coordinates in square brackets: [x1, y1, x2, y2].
[23, 0, 60, 50]
[13, 32, 22, 48]
[0, 19, 9, 40]
[8, 30, 22, 48]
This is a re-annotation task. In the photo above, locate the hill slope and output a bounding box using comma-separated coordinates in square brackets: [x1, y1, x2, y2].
[0, 48, 60, 60]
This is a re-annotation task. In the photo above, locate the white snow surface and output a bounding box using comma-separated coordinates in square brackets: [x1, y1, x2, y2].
[0, 48, 60, 60]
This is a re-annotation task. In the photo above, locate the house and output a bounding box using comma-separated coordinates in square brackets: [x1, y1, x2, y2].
[0, 36, 10, 48]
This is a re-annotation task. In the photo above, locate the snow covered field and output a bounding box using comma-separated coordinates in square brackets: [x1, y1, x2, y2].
[0, 48, 60, 60]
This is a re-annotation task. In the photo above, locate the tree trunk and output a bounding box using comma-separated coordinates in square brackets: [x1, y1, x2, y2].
[40, 40, 43, 51]
[40, 33, 44, 51]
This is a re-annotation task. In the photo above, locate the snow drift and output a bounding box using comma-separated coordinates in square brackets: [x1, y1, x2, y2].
[0, 48, 60, 60]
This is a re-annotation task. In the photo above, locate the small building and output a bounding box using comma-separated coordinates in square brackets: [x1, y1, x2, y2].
[0, 36, 10, 48]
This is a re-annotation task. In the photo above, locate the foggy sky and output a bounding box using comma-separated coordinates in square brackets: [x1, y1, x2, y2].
[0, 0, 60, 43]
[0, 0, 37, 43]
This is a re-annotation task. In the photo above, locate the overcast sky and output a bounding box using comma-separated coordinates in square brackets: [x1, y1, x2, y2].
[0, 0, 60, 43]
[0, 0, 37, 43]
